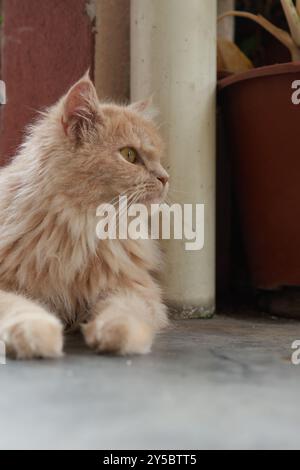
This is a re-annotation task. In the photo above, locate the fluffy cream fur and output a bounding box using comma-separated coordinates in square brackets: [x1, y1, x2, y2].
[0, 73, 169, 359]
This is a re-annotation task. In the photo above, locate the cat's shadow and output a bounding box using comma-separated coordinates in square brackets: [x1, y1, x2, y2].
[64, 332, 93, 356]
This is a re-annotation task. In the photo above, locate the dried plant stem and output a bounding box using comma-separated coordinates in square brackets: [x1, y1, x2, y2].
[218, 10, 300, 62]
[281, 0, 300, 46]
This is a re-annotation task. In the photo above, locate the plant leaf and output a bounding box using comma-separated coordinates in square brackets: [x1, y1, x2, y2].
[281, 0, 300, 47]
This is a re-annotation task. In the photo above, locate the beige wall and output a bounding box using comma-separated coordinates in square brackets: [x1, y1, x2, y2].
[95, 0, 130, 102]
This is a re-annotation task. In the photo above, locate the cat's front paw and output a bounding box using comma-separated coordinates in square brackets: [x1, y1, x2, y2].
[0, 311, 64, 359]
[82, 315, 153, 355]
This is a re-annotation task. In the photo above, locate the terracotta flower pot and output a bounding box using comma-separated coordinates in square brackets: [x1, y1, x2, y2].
[218, 62, 300, 289]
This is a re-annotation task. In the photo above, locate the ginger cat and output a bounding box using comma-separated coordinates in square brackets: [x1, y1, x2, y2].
[0, 73, 169, 359]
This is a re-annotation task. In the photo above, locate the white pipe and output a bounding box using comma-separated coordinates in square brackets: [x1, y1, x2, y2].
[131, 0, 217, 318]
[0, 81, 5, 105]
[218, 0, 235, 40]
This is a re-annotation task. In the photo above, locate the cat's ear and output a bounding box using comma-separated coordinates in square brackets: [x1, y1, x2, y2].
[129, 96, 159, 121]
[62, 73, 101, 142]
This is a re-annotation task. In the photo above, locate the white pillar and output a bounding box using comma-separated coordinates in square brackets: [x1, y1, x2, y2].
[131, 0, 216, 318]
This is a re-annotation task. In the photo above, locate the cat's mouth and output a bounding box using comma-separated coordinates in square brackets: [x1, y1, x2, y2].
[136, 183, 168, 205]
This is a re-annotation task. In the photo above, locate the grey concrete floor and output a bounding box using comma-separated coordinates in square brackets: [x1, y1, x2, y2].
[1, 314, 300, 450]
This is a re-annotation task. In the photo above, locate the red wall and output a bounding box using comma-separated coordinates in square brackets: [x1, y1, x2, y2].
[0, 0, 95, 164]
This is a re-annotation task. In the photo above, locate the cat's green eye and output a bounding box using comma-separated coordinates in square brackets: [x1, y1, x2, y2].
[120, 147, 138, 164]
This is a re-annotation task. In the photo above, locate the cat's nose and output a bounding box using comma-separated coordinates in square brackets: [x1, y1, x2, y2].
[156, 174, 169, 186]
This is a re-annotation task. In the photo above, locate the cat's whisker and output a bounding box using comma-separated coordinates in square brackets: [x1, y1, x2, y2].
[113, 192, 138, 229]
[106, 188, 134, 208]
[168, 188, 190, 195]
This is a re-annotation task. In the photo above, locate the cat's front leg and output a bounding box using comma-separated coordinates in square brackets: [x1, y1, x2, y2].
[82, 290, 168, 355]
[0, 290, 63, 359]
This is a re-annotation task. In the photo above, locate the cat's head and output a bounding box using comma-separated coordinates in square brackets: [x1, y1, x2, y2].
[49, 72, 169, 207]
